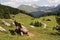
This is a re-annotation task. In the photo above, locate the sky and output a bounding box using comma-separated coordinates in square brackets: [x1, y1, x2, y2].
[0, 0, 60, 8]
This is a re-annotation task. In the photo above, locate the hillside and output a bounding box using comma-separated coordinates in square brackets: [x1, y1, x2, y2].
[0, 13, 60, 40]
[0, 4, 60, 40]
[0, 4, 23, 19]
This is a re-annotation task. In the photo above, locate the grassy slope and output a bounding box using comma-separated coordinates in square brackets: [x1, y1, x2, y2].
[0, 13, 60, 40]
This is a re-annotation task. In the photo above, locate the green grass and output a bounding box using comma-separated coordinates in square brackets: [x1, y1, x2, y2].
[0, 13, 60, 40]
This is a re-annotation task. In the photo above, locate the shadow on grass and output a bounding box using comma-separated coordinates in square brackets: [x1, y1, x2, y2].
[9, 29, 21, 35]
[9, 29, 15, 35]
[50, 32, 60, 36]
[15, 29, 21, 35]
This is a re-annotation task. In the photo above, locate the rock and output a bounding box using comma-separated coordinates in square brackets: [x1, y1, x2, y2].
[21, 25, 28, 33]
[42, 23, 47, 29]
[2, 20, 11, 26]
[30, 25, 35, 28]
[0, 26, 7, 32]
[12, 22, 15, 25]
[20, 32, 24, 36]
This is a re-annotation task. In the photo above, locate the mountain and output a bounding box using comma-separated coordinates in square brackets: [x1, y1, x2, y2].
[37, 6, 55, 11]
[1, 4, 59, 18]
[18, 4, 60, 17]
[18, 5, 38, 13]
[52, 4, 60, 13]
[0, 4, 46, 18]
[18, 5, 46, 18]
[30, 4, 54, 11]
[31, 4, 39, 8]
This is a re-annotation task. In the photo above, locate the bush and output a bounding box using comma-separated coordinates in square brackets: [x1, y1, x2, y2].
[30, 21, 42, 27]
[56, 16, 60, 25]
[30, 22, 33, 25]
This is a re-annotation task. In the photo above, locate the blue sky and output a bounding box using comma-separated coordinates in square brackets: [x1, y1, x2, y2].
[0, 0, 60, 8]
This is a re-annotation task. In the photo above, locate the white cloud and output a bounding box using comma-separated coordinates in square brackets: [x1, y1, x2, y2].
[1, 0, 60, 7]
[1, 1, 18, 7]
[47, 0, 60, 6]
[2, 2, 14, 5]
[10, 0, 39, 2]
[40, 4, 51, 6]
[24, 4, 32, 6]
[48, 0, 60, 4]
[1, 0, 39, 7]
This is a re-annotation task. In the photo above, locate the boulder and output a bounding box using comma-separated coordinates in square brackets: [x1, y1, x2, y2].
[2, 20, 11, 26]
[21, 25, 28, 33]
[0, 26, 7, 32]
[30, 25, 35, 28]
[43, 23, 47, 29]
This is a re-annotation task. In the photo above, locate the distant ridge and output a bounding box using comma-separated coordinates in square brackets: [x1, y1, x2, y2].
[18, 5, 46, 18]
[18, 4, 60, 18]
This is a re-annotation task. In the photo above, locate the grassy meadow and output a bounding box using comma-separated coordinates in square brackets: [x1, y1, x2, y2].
[0, 13, 60, 40]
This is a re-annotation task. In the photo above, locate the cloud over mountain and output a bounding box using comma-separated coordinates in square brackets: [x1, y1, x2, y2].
[48, 0, 60, 6]
[10, 0, 39, 2]
[1, 0, 60, 7]
[1, 0, 39, 7]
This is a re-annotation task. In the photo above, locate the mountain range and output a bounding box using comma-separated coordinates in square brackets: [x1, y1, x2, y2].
[0, 4, 60, 18]
[18, 5, 46, 17]
[18, 4, 60, 17]
[51, 4, 60, 13]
